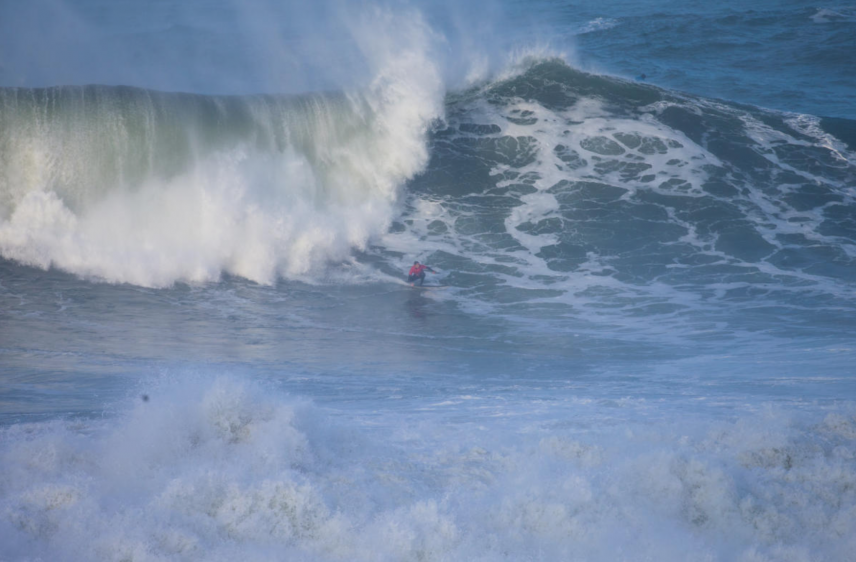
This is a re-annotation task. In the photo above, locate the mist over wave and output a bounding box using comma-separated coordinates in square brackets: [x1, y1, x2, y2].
[0, 9, 444, 286]
[2, 51, 855, 352]
[3, 52, 856, 311]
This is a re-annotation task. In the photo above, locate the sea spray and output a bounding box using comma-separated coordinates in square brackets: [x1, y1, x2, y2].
[1, 374, 854, 561]
[0, 10, 444, 286]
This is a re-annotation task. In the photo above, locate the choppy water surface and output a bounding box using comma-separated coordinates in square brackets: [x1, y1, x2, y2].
[1, 0, 855, 560]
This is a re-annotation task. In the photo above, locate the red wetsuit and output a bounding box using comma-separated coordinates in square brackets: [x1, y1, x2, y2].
[409, 264, 428, 277]
[408, 263, 433, 285]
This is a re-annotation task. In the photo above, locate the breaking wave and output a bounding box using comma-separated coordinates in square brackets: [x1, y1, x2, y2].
[0, 10, 443, 286]
[1, 374, 854, 561]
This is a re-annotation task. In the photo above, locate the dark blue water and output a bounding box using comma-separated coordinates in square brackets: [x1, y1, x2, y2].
[2, 0, 854, 118]
[505, 0, 856, 119]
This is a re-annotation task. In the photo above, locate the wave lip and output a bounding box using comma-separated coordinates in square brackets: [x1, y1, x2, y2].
[0, 10, 444, 287]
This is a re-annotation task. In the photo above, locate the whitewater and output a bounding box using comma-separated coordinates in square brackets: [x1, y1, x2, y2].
[1, 1, 855, 561]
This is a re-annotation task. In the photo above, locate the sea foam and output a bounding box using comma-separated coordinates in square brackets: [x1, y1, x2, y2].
[1, 374, 854, 561]
[0, 9, 443, 287]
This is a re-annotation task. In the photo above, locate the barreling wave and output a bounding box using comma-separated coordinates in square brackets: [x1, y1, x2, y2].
[0, 10, 444, 287]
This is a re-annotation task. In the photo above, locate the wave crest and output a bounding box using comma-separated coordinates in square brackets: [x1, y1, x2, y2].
[0, 10, 444, 287]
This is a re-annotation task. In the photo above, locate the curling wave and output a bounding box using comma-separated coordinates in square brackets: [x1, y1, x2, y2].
[0, 11, 443, 286]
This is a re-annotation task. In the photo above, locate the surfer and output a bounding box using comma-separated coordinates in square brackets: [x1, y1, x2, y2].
[407, 261, 436, 286]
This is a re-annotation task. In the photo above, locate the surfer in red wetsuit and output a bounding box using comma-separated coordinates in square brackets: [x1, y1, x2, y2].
[407, 261, 436, 286]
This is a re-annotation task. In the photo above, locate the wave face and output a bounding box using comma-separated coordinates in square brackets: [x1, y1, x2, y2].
[0, 27, 443, 286]
[3, 58, 856, 342]
[373, 59, 856, 343]
[4, 57, 856, 340]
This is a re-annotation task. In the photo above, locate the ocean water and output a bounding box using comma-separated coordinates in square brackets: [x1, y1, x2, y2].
[1, 1, 855, 561]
